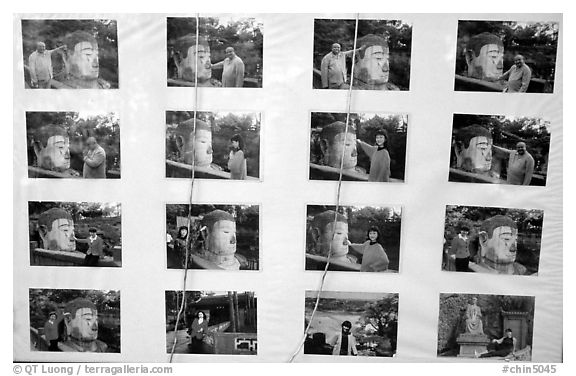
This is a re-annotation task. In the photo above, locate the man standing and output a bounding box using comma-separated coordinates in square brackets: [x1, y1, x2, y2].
[449, 225, 471, 272]
[329, 320, 358, 356]
[28, 42, 66, 88]
[44, 312, 60, 351]
[502, 142, 535, 185]
[212, 47, 245, 87]
[83, 137, 107, 179]
[499, 55, 531, 93]
[320, 43, 365, 89]
[76, 228, 105, 266]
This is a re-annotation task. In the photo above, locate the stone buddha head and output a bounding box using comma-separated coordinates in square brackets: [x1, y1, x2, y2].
[32, 125, 71, 172]
[319, 121, 357, 171]
[464, 32, 504, 81]
[454, 125, 493, 173]
[353, 34, 390, 89]
[37, 207, 76, 251]
[200, 210, 238, 269]
[174, 118, 213, 167]
[63, 31, 101, 83]
[64, 298, 99, 341]
[479, 215, 518, 269]
[309, 210, 350, 260]
[174, 35, 212, 83]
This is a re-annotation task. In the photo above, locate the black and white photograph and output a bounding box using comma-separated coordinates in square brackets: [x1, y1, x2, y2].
[442, 205, 543, 276]
[437, 293, 535, 361]
[165, 111, 261, 180]
[167, 16, 263, 88]
[305, 205, 401, 272]
[26, 111, 120, 179]
[309, 112, 407, 182]
[304, 291, 398, 357]
[21, 19, 119, 89]
[454, 20, 558, 93]
[313, 18, 412, 90]
[28, 201, 122, 267]
[166, 204, 259, 271]
[29, 289, 120, 353]
[165, 290, 257, 355]
[449, 114, 550, 186]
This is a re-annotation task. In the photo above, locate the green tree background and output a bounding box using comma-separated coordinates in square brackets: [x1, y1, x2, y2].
[166, 111, 261, 178]
[313, 19, 412, 90]
[451, 114, 551, 179]
[311, 112, 408, 180]
[29, 289, 121, 352]
[306, 205, 402, 271]
[455, 21, 558, 92]
[26, 111, 121, 178]
[437, 293, 534, 356]
[443, 205, 543, 274]
[167, 17, 263, 85]
[28, 201, 122, 252]
[21, 19, 119, 87]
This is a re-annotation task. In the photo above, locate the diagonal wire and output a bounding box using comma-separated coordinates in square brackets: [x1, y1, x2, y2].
[288, 13, 360, 362]
[169, 12, 201, 363]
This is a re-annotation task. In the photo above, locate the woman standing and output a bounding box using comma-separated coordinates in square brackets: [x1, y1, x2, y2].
[360, 226, 389, 272]
[357, 129, 391, 182]
[188, 311, 209, 354]
[228, 134, 247, 180]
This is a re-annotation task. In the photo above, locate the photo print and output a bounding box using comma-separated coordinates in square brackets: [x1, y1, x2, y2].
[167, 16, 263, 88]
[305, 204, 402, 272]
[166, 204, 259, 271]
[313, 18, 412, 90]
[26, 111, 120, 179]
[29, 201, 122, 267]
[449, 114, 550, 186]
[443, 205, 543, 276]
[304, 291, 398, 357]
[165, 111, 261, 180]
[29, 288, 120, 353]
[437, 293, 535, 361]
[454, 20, 559, 93]
[165, 290, 257, 355]
[21, 19, 119, 89]
[309, 112, 407, 182]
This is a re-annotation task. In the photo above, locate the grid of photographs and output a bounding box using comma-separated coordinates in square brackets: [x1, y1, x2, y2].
[14, 13, 561, 363]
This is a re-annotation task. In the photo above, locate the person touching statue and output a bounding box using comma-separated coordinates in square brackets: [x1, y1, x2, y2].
[493, 142, 535, 185]
[499, 55, 531, 93]
[320, 43, 365, 89]
[212, 47, 245, 87]
[228, 134, 247, 180]
[356, 129, 391, 182]
[465, 297, 484, 335]
[28, 41, 67, 88]
[74, 227, 104, 266]
[82, 137, 107, 179]
[358, 226, 389, 272]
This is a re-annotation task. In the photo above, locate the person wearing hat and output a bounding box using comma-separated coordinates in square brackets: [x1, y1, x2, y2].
[74, 227, 104, 266]
[44, 311, 60, 351]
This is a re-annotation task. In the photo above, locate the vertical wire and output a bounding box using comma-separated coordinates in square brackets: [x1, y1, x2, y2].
[288, 14, 360, 362]
[169, 13, 201, 363]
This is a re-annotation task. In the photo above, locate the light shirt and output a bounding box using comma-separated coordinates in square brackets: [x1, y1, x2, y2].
[28, 50, 54, 82]
[507, 152, 535, 185]
[320, 52, 348, 88]
[221, 56, 245, 87]
[502, 64, 531, 92]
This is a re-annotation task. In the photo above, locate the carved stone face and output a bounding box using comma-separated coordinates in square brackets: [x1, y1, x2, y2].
[68, 307, 98, 341]
[317, 221, 349, 258]
[180, 128, 213, 167]
[458, 135, 492, 172]
[40, 217, 76, 251]
[69, 41, 100, 80]
[481, 226, 518, 265]
[41, 135, 71, 171]
[323, 132, 357, 170]
[206, 219, 237, 256]
[355, 45, 390, 85]
[467, 43, 504, 80]
[181, 45, 212, 82]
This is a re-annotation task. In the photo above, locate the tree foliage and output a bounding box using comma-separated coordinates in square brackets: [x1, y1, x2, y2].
[21, 19, 119, 87]
[313, 19, 412, 89]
